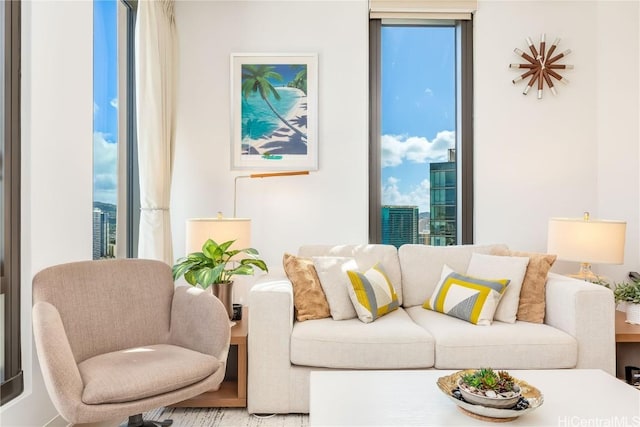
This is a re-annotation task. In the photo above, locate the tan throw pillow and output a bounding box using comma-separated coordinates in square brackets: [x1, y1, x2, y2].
[492, 248, 557, 323]
[283, 253, 331, 321]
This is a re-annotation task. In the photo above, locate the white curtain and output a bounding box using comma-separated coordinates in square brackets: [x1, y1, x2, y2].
[135, 0, 176, 264]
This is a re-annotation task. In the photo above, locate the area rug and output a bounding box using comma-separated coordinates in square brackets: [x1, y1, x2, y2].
[124, 407, 309, 427]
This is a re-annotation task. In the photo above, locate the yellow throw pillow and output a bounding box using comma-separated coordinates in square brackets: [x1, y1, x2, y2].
[283, 253, 331, 321]
[423, 265, 510, 326]
[346, 263, 399, 323]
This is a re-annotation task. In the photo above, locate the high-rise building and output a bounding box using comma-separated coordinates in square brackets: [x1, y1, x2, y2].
[93, 208, 109, 259]
[381, 205, 419, 248]
[430, 149, 457, 246]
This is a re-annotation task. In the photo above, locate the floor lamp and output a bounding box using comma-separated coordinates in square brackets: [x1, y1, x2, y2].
[547, 212, 626, 282]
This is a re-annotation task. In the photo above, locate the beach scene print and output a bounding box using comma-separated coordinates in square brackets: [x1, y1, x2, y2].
[240, 63, 308, 159]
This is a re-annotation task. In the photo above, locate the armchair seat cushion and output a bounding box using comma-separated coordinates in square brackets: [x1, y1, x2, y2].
[78, 344, 223, 404]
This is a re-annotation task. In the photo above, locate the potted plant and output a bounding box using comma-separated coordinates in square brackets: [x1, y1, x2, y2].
[457, 368, 522, 409]
[172, 239, 268, 319]
[613, 280, 640, 325]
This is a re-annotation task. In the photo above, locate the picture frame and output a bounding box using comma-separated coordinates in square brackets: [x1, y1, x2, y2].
[230, 53, 318, 171]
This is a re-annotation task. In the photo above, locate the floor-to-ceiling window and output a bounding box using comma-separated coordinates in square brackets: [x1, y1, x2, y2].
[370, 18, 473, 247]
[93, 0, 119, 259]
[93, 0, 138, 259]
[1, 0, 22, 406]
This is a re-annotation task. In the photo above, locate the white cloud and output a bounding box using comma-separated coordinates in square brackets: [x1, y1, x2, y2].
[424, 88, 433, 96]
[93, 132, 118, 204]
[110, 98, 118, 109]
[382, 177, 431, 213]
[94, 102, 99, 115]
[381, 130, 455, 168]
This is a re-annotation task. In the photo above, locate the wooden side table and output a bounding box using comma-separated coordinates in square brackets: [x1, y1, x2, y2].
[614, 309, 640, 381]
[172, 307, 248, 407]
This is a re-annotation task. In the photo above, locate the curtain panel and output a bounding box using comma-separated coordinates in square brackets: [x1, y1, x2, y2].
[135, 0, 176, 264]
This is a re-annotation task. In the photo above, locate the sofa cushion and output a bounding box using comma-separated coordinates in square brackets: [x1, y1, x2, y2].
[313, 256, 359, 320]
[283, 253, 331, 321]
[424, 265, 509, 325]
[299, 244, 403, 304]
[492, 248, 558, 323]
[399, 244, 509, 308]
[466, 253, 529, 324]
[347, 263, 399, 323]
[78, 344, 222, 404]
[290, 308, 434, 369]
[406, 306, 577, 369]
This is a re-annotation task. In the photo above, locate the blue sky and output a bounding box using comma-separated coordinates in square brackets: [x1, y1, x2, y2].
[93, 0, 118, 205]
[381, 25, 456, 213]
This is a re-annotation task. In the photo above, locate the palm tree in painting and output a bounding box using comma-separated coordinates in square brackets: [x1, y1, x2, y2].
[288, 65, 307, 94]
[241, 64, 307, 141]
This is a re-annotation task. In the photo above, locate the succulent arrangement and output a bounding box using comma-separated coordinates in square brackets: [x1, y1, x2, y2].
[459, 368, 518, 396]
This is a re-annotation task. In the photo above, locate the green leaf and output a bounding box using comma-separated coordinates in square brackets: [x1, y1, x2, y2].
[184, 270, 197, 286]
[240, 258, 268, 272]
[229, 265, 255, 276]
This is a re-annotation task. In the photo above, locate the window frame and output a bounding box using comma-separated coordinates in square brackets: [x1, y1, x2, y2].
[1, 0, 23, 406]
[368, 18, 474, 245]
[121, 0, 139, 259]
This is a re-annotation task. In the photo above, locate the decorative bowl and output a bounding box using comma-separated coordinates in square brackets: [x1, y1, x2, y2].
[437, 370, 544, 421]
[457, 379, 521, 409]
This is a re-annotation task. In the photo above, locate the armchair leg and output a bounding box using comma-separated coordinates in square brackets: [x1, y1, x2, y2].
[127, 413, 173, 427]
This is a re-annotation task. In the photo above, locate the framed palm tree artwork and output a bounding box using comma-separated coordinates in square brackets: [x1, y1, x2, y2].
[230, 53, 318, 170]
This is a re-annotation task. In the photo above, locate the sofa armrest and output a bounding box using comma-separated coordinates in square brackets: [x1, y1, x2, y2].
[169, 285, 231, 361]
[248, 275, 295, 414]
[545, 273, 615, 375]
[33, 301, 85, 422]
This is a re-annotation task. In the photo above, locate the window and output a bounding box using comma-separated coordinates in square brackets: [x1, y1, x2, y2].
[369, 19, 473, 247]
[93, 0, 138, 259]
[1, 0, 23, 406]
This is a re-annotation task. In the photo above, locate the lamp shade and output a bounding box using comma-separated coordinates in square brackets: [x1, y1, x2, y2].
[185, 218, 251, 254]
[547, 217, 626, 264]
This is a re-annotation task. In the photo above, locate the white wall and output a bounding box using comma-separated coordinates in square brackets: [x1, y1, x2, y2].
[171, 0, 370, 294]
[474, 1, 639, 282]
[0, 1, 93, 426]
[173, 0, 639, 287]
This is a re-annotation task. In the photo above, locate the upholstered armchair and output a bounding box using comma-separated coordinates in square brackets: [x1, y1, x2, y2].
[32, 259, 230, 426]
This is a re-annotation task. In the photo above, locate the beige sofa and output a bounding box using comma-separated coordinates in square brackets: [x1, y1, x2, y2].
[247, 244, 615, 414]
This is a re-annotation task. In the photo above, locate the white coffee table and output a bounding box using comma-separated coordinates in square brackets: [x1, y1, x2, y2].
[309, 369, 640, 426]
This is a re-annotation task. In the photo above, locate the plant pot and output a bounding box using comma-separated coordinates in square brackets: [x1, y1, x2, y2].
[211, 282, 234, 320]
[626, 303, 640, 325]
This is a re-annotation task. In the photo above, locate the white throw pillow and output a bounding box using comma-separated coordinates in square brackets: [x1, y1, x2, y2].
[312, 256, 359, 320]
[466, 253, 529, 324]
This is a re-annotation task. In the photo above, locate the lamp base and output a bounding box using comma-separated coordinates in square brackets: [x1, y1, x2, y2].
[567, 262, 606, 284]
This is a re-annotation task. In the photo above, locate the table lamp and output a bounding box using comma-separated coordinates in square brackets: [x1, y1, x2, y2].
[185, 215, 251, 255]
[547, 212, 626, 282]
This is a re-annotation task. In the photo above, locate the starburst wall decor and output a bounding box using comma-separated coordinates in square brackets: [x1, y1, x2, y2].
[510, 34, 573, 99]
